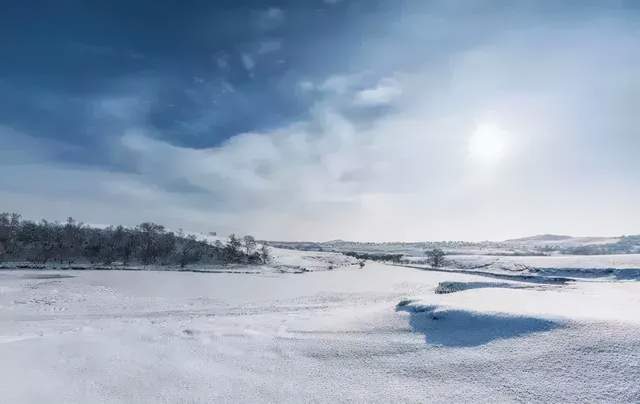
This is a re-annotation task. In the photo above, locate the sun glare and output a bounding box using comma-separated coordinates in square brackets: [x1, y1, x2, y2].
[468, 123, 508, 164]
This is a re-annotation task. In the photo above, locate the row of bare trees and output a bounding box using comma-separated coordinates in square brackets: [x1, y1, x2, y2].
[0, 213, 270, 267]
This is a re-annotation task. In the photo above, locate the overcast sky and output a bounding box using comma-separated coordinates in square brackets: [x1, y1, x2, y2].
[1, 0, 639, 241]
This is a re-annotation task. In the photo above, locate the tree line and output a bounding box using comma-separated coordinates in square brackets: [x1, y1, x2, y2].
[343, 252, 403, 263]
[0, 213, 270, 267]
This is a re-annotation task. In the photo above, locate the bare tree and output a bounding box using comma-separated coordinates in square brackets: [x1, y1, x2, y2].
[111, 226, 136, 265]
[137, 222, 165, 265]
[0, 213, 21, 261]
[259, 244, 271, 264]
[426, 248, 446, 268]
[82, 228, 104, 264]
[224, 234, 242, 263]
[60, 217, 83, 264]
[0, 212, 264, 268]
[21, 220, 56, 264]
[175, 235, 204, 268]
[243, 235, 256, 255]
[157, 232, 177, 265]
[97, 226, 118, 265]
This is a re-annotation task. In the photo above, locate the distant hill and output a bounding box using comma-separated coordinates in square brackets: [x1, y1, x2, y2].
[268, 234, 640, 256]
[503, 234, 622, 249]
[505, 234, 573, 243]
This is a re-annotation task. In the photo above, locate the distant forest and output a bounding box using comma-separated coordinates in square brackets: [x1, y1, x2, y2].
[0, 213, 269, 267]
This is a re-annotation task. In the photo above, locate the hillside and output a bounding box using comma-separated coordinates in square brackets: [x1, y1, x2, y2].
[269, 234, 640, 257]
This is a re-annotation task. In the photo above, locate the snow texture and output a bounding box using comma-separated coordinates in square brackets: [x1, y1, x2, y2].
[1, 254, 640, 402]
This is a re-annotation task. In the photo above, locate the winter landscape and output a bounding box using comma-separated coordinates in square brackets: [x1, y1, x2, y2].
[1, 218, 640, 402]
[2, 1, 640, 403]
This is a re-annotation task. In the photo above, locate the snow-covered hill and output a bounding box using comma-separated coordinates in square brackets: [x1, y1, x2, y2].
[271, 233, 640, 256]
[503, 234, 622, 248]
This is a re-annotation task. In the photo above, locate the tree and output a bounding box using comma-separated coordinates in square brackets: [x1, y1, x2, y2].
[175, 235, 205, 268]
[98, 226, 125, 265]
[0, 213, 21, 261]
[60, 217, 83, 264]
[224, 234, 242, 263]
[259, 244, 271, 264]
[0, 211, 268, 268]
[22, 220, 58, 264]
[156, 232, 176, 265]
[243, 235, 256, 255]
[136, 222, 165, 265]
[426, 248, 446, 268]
[112, 226, 137, 265]
[82, 228, 104, 264]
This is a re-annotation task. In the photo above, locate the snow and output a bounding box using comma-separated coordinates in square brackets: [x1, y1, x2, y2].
[1, 255, 640, 402]
[484, 253, 640, 269]
[404, 278, 640, 325]
[402, 254, 640, 281]
[269, 246, 359, 272]
[503, 234, 622, 248]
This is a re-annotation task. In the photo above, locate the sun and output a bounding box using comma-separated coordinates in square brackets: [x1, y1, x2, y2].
[468, 123, 508, 164]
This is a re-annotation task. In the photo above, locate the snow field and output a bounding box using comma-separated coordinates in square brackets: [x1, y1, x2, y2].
[1, 257, 639, 402]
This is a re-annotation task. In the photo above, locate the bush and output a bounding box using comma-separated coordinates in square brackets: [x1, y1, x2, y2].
[426, 248, 446, 268]
[0, 212, 264, 268]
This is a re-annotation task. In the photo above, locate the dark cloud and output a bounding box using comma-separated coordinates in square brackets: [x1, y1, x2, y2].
[0, 0, 381, 166]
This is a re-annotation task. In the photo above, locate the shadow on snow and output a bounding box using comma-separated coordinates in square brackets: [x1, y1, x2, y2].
[396, 301, 562, 348]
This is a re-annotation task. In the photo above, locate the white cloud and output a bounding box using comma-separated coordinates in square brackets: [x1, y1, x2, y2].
[298, 80, 315, 92]
[319, 74, 358, 94]
[353, 77, 402, 106]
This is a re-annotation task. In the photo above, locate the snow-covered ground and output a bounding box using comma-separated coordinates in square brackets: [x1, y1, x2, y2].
[401, 253, 640, 281]
[502, 234, 622, 248]
[269, 246, 359, 272]
[1, 255, 639, 403]
[449, 253, 640, 270]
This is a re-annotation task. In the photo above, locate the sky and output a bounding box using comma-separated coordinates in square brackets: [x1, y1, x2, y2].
[1, 0, 639, 241]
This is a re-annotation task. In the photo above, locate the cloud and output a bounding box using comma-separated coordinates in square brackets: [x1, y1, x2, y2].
[109, 15, 640, 241]
[353, 77, 402, 106]
[298, 80, 315, 92]
[241, 53, 256, 74]
[257, 7, 285, 31]
[2, 3, 639, 241]
[318, 74, 359, 94]
[214, 53, 229, 70]
[257, 39, 282, 55]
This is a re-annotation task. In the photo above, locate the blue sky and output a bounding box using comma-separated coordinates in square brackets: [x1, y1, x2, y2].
[1, 0, 639, 241]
